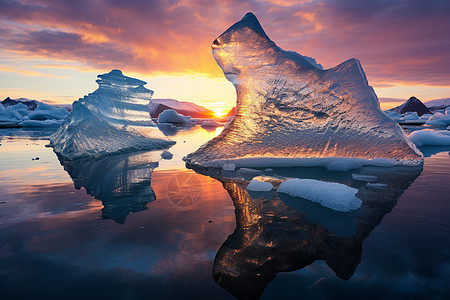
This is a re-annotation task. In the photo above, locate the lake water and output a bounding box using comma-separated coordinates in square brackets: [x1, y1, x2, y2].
[0, 125, 449, 299]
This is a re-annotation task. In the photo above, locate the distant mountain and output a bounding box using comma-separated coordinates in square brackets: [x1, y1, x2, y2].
[148, 98, 215, 118]
[388, 96, 431, 116]
[423, 98, 450, 112]
[2, 97, 39, 110]
[225, 107, 235, 117]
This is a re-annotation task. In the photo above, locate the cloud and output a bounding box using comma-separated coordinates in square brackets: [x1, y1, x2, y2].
[0, 0, 449, 86]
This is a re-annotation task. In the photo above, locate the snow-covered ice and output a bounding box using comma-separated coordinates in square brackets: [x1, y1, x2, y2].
[247, 179, 273, 192]
[157, 109, 192, 125]
[28, 103, 69, 120]
[408, 129, 450, 146]
[50, 70, 174, 159]
[277, 178, 362, 212]
[0, 104, 23, 123]
[425, 112, 450, 126]
[184, 13, 422, 170]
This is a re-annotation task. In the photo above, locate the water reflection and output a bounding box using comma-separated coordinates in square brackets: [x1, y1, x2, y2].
[57, 151, 160, 224]
[188, 165, 422, 299]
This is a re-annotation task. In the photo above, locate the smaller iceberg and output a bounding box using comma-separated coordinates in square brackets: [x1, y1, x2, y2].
[157, 109, 192, 125]
[50, 70, 174, 159]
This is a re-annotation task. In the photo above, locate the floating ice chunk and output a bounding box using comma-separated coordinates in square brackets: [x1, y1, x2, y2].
[184, 13, 422, 169]
[157, 109, 192, 125]
[10, 103, 30, 117]
[366, 183, 388, 190]
[22, 119, 64, 127]
[401, 112, 419, 121]
[161, 150, 173, 160]
[247, 179, 273, 191]
[28, 102, 69, 120]
[420, 114, 432, 120]
[223, 163, 236, 171]
[201, 119, 222, 127]
[237, 167, 261, 175]
[50, 70, 174, 159]
[277, 178, 362, 212]
[408, 129, 450, 146]
[352, 173, 377, 182]
[0, 104, 23, 122]
[425, 112, 450, 126]
[384, 110, 402, 119]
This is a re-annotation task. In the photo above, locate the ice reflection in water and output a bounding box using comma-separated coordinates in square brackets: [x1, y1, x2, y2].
[188, 164, 422, 299]
[57, 151, 160, 224]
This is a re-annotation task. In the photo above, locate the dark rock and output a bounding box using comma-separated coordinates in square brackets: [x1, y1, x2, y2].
[389, 96, 431, 116]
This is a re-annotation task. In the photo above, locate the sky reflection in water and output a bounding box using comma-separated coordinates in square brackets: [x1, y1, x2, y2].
[0, 126, 450, 299]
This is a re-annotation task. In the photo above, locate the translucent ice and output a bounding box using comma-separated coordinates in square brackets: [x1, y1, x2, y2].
[50, 70, 174, 159]
[184, 13, 422, 169]
[277, 178, 362, 212]
[408, 129, 450, 146]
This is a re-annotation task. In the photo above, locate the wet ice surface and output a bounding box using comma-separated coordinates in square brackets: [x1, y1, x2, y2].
[50, 70, 174, 159]
[185, 13, 422, 169]
[1, 126, 450, 299]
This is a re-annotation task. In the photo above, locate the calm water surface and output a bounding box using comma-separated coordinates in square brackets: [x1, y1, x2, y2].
[0, 126, 449, 299]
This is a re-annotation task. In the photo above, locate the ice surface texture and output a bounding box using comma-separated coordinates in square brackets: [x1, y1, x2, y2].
[185, 13, 422, 169]
[50, 70, 174, 159]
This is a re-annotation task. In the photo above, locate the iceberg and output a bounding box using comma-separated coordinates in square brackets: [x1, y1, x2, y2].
[184, 13, 422, 170]
[28, 102, 69, 121]
[50, 70, 174, 159]
[408, 129, 450, 146]
[157, 109, 192, 125]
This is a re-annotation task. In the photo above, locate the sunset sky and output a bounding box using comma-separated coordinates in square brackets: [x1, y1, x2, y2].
[1, 0, 449, 113]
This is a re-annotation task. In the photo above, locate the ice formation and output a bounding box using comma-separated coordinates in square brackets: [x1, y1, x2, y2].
[157, 109, 192, 125]
[247, 179, 273, 192]
[50, 70, 174, 159]
[0, 100, 68, 127]
[184, 13, 423, 169]
[408, 130, 450, 146]
[277, 178, 362, 212]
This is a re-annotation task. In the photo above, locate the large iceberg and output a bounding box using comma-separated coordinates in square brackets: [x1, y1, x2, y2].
[50, 70, 174, 159]
[184, 13, 422, 169]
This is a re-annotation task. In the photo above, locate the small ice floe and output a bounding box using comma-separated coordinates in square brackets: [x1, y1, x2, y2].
[161, 150, 173, 160]
[222, 163, 236, 171]
[277, 178, 362, 212]
[247, 179, 273, 192]
[237, 167, 261, 175]
[157, 109, 192, 125]
[351, 173, 377, 182]
[366, 183, 389, 190]
[425, 112, 450, 126]
[264, 168, 274, 173]
[408, 129, 450, 146]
